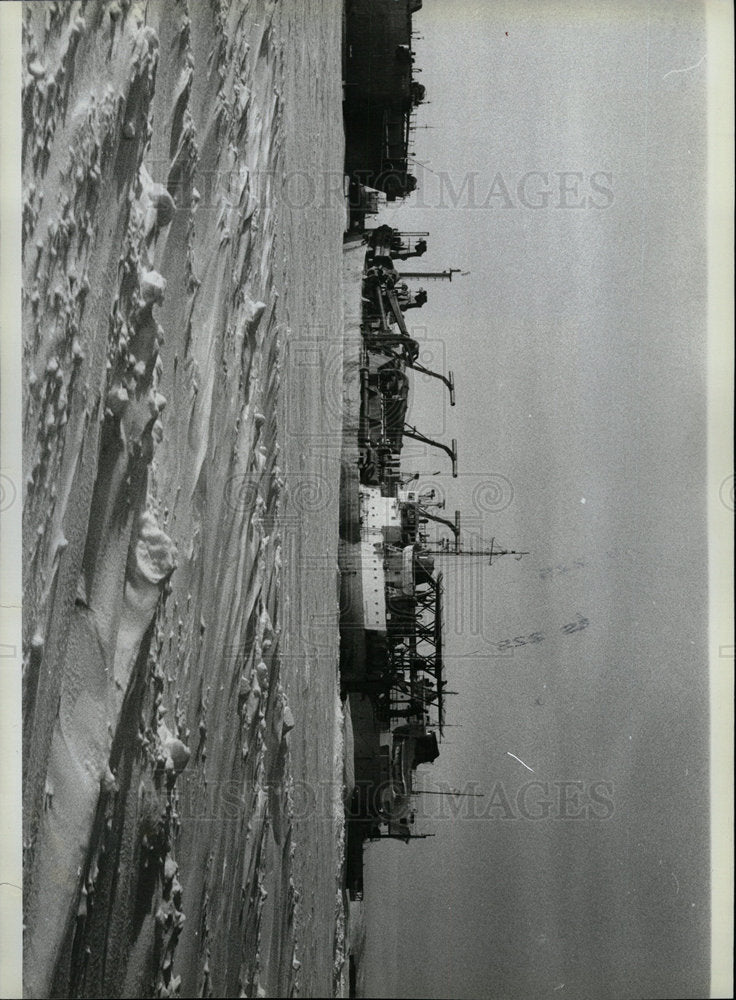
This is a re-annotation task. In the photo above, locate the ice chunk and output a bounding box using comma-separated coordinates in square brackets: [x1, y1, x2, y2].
[140, 270, 166, 306]
[133, 511, 177, 584]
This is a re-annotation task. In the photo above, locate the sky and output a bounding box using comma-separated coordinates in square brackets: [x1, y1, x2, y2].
[361, 2, 713, 997]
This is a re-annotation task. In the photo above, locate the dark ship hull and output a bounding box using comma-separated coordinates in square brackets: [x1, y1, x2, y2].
[343, 0, 425, 216]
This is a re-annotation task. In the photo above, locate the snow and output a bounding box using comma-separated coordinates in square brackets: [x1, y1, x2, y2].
[22, 1, 346, 996]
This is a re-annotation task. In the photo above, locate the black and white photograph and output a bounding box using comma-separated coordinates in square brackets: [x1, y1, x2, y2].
[0, 1, 732, 998]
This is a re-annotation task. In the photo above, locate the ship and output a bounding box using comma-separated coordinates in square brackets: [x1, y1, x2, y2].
[339, 0, 461, 909]
[340, 225, 459, 899]
[343, 0, 427, 228]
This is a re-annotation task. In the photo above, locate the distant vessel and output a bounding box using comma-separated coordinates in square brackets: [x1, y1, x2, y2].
[343, 0, 427, 227]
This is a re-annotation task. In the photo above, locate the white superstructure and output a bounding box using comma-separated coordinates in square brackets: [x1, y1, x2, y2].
[359, 485, 400, 630]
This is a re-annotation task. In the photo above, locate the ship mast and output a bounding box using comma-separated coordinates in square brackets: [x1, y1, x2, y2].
[427, 536, 530, 566]
[414, 788, 485, 798]
[405, 491, 527, 564]
[398, 268, 466, 281]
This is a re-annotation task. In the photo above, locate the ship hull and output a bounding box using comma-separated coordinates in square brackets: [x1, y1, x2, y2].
[343, 0, 424, 202]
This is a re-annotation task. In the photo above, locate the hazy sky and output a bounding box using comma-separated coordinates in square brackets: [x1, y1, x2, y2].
[362, 2, 711, 997]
